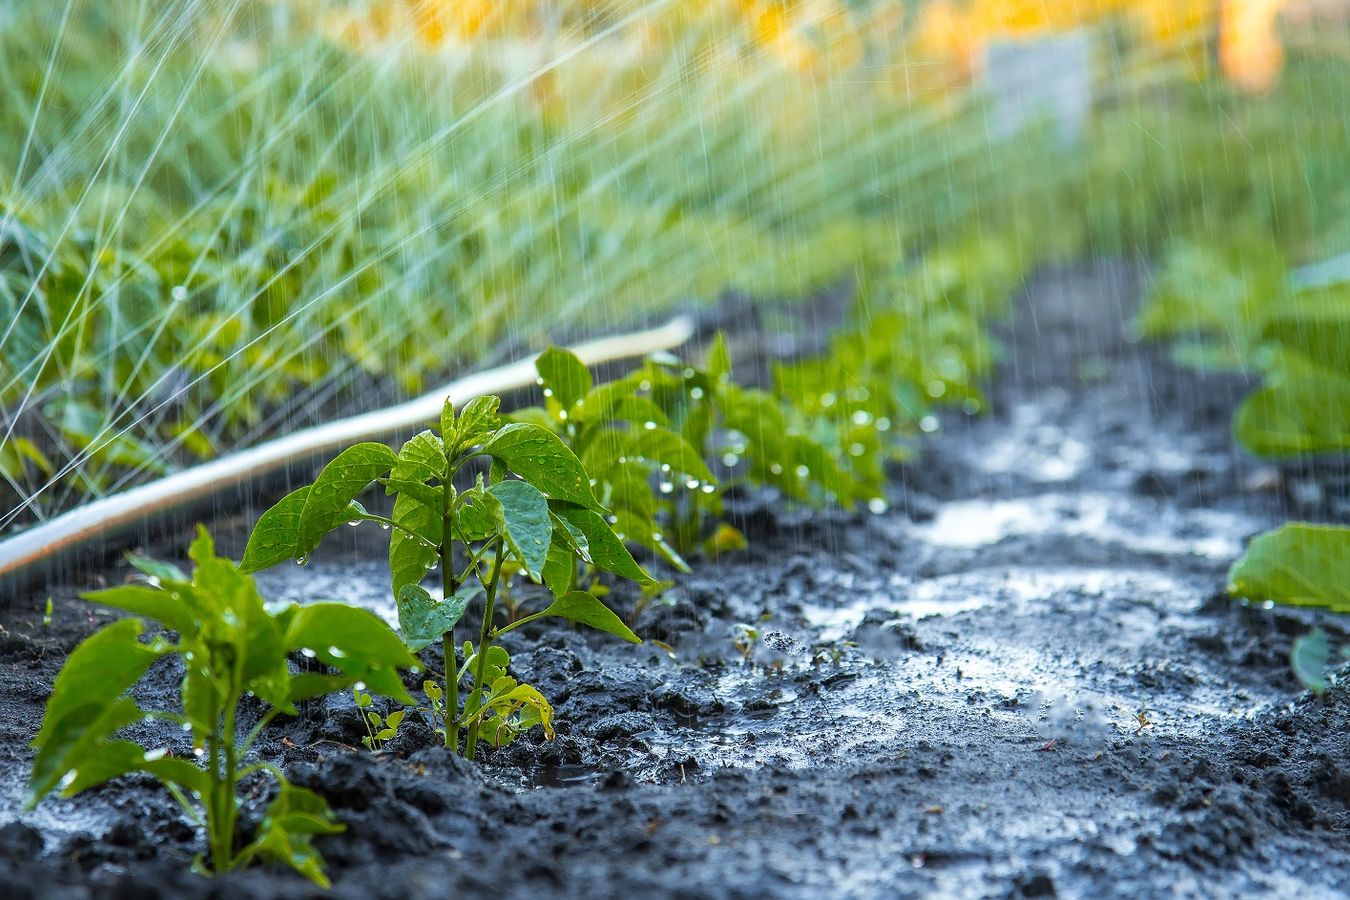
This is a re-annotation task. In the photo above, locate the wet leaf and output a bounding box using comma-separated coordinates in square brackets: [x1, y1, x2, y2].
[389, 488, 442, 598]
[551, 503, 651, 584]
[1234, 370, 1350, 458]
[284, 602, 417, 702]
[536, 346, 592, 411]
[397, 583, 481, 652]
[1228, 523, 1350, 612]
[452, 395, 501, 451]
[297, 443, 398, 550]
[490, 480, 551, 580]
[537, 591, 641, 643]
[1291, 629, 1332, 695]
[241, 784, 344, 888]
[484, 423, 602, 510]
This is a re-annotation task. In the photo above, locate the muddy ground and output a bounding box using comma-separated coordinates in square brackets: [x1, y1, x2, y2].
[0, 261, 1347, 898]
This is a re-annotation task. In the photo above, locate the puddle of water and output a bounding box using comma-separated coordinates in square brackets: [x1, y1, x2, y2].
[970, 401, 1093, 483]
[910, 492, 1255, 560]
[799, 567, 1200, 643]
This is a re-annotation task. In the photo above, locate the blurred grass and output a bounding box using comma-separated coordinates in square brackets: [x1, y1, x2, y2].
[0, 0, 1347, 525]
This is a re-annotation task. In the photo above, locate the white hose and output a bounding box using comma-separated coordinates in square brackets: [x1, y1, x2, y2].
[0, 315, 696, 584]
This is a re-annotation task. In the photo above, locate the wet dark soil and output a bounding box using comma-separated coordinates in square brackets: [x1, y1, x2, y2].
[1, 261, 1347, 898]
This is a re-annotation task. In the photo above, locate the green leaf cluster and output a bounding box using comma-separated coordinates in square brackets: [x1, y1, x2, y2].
[27, 526, 417, 886]
[516, 335, 886, 564]
[1140, 241, 1350, 459]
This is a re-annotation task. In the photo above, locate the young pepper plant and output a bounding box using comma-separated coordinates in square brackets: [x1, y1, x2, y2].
[517, 336, 872, 561]
[241, 394, 651, 760]
[511, 346, 715, 573]
[26, 527, 417, 887]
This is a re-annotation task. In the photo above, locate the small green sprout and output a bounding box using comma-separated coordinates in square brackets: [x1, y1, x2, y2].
[732, 623, 761, 663]
[26, 527, 417, 886]
[241, 394, 650, 760]
[41, 597, 52, 628]
[354, 688, 406, 752]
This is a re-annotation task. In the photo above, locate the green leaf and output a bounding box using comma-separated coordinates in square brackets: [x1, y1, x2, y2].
[1259, 288, 1350, 373]
[126, 555, 188, 586]
[536, 346, 592, 411]
[284, 603, 417, 702]
[397, 583, 481, 651]
[1228, 523, 1350, 612]
[390, 430, 446, 485]
[28, 697, 146, 807]
[452, 395, 501, 452]
[484, 423, 602, 510]
[82, 583, 197, 635]
[456, 487, 504, 542]
[287, 673, 361, 705]
[707, 331, 733, 384]
[31, 618, 164, 754]
[1234, 372, 1350, 458]
[536, 591, 641, 643]
[60, 740, 209, 798]
[189, 528, 290, 706]
[507, 406, 559, 432]
[550, 513, 590, 562]
[626, 425, 715, 484]
[439, 398, 456, 447]
[490, 480, 551, 580]
[241, 485, 310, 572]
[541, 541, 575, 597]
[297, 443, 398, 551]
[1291, 629, 1333, 695]
[242, 784, 344, 888]
[389, 488, 442, 599]
[551, 504, 652, 584]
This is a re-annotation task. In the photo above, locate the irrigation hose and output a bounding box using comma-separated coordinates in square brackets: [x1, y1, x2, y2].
[0, 315, 697, 589]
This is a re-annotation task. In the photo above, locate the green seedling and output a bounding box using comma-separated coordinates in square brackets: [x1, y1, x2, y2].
[354, 687, 406, 752]
[41, 597, 52, 628]
[732, 623, 761, 663]
[241, 394, 650, 759]
[517, 337, 876, 566]
[26, 527, 417, 886]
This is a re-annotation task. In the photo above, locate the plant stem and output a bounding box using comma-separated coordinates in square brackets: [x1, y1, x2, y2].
[440, 533, 459, 754]
[464, 542, 506, 761]
[207, 729, 229, 873]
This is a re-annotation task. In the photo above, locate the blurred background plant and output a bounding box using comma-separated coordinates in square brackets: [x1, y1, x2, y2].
[1, 0, 1347, 531]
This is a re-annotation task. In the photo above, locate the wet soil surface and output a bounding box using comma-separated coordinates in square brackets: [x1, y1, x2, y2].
[1, 261, 1347, 898]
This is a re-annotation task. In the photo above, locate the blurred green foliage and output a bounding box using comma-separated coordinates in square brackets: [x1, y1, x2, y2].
[2, 0, 1349, 525]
